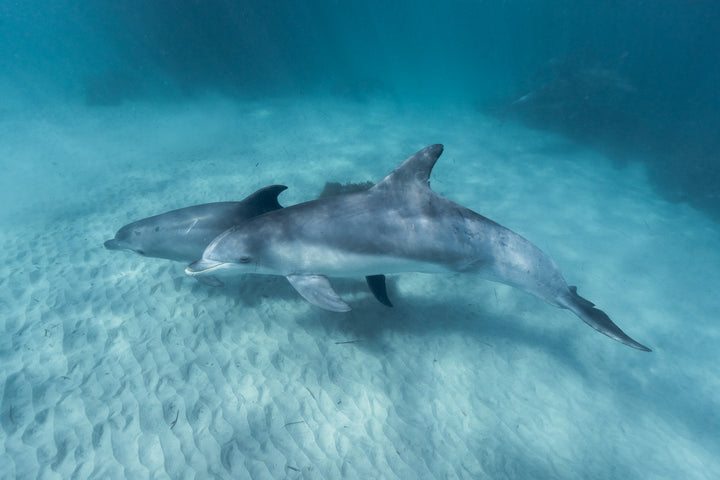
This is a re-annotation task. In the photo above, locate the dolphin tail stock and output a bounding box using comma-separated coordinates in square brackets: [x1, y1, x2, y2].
[559, 286, 651, 352]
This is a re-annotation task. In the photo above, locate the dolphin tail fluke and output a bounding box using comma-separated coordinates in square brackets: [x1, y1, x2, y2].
[561, 286, 651, 352]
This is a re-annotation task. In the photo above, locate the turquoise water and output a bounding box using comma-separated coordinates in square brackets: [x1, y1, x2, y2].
[1, 2, 718, 479]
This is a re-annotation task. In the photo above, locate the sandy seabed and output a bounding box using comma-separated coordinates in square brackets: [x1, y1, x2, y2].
[1, 95, 718, 479]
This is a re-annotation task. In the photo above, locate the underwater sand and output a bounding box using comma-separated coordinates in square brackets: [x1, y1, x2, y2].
[1, 96, 718, 479]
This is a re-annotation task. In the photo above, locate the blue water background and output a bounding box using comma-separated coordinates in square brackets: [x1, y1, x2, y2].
[1, 1, 719, 478]
[3, 1, 719, 216]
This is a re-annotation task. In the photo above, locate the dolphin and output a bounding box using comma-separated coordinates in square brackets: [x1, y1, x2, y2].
[104, 185, 392, 304]
[186, 145, 650, 351]
[104, 185, 289, 262]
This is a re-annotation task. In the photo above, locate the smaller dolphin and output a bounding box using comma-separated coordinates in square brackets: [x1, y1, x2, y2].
[104, 185, 392, 304]
[104, 185, 289, 262]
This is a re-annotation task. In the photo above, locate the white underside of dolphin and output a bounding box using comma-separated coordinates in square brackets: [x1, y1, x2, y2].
[187, 145, 650, 351]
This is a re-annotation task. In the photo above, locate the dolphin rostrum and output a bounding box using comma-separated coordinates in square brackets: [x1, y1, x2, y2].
[186, 145, 650, 351]
[104, 185, 392, 304]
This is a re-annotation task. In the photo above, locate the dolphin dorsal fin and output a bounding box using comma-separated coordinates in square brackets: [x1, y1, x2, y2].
[372, 144, 444, 191]
[243, 185, 288, 213]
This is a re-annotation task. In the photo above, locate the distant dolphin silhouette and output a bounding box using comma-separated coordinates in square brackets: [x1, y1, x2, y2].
[104, 185, 392, 304]
[187, 145, 650, 351]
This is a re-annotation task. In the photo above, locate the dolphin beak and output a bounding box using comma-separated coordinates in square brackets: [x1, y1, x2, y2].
[104, 239, 121, 250]
[186, 258, 225, 275]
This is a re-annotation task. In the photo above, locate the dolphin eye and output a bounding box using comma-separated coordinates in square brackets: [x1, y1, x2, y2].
[136, 250, 146, 256]
[239, 256, 251, 263]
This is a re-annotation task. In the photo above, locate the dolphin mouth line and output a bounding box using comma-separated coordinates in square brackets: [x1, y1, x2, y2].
[104, 239, 138, 254]
[185, 259, 226, 275]
[103, 239, 122, 250]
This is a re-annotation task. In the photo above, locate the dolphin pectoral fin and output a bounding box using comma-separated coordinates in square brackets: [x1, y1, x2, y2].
[286, 274, 352, 312]
[365, 275, 393, 307]
[562, 286, 651, 352]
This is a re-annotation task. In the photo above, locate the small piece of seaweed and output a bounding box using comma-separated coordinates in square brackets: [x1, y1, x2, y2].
[170, 410, 179, 430]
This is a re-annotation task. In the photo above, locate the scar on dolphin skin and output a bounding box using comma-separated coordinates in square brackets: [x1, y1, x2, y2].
[188, 145, 651, 352]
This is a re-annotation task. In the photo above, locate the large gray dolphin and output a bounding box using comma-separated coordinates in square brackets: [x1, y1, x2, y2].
[104, 185, 392, 304]
[186, 145, 650, 351]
